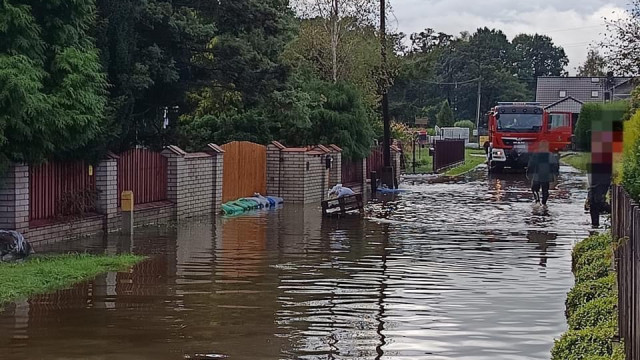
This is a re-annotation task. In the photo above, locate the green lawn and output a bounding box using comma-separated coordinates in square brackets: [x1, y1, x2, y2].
[446, 149, 486, 177]
[562, 153, 590, 173]
[404, 147, 433, 174]
[0, 254, 144, 306]
[404, 148, 485, 175]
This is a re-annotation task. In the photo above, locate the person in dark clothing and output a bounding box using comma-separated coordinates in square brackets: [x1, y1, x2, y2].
[587, 117, 622, 228]
[527, 141, 559, 206]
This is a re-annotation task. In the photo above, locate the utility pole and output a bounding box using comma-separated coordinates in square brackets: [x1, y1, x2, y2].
[475, 77, 482, 144]
[380, 0, 394, 188]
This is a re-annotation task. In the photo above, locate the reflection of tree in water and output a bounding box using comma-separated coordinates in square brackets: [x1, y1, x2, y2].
[275, 214, 389, 359]
[527, 230, 557, 268]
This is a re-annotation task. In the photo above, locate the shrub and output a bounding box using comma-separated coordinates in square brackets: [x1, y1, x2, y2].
[454, 120, 476, 130]
[568, 297, 618, 330]
[574, 249, 612, 274]
[551, 325, 616, 360]
[575, 102, 628, 151]
[566, 273, 616, 319]
[575, 255, 613, 283]
[573, 234, 613, 270]
[623, 110, 640, 201]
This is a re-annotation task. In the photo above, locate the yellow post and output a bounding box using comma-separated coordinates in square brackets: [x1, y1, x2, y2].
[121, 191, 134, 235]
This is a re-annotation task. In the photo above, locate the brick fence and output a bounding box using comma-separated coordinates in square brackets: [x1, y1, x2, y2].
[0, 141, 385, 245]
[0, 145, 224, 245]
[266, 142, 343, 204]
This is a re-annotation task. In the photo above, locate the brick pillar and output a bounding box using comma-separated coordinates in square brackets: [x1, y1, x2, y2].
[0, 164, 29, 232]
[207, 144, 225, 213]
[329, 145, 342, 187]
[162, 146, 188, 219]
[266, 141, 285, 198]
[361, 157, 368, 193]
[391, 147, 401, 185]
[95, 153, 119, 230]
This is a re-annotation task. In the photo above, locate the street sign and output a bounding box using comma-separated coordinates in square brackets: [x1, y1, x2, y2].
[415, 117, 429, 126]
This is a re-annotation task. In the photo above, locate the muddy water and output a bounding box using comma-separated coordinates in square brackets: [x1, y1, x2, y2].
[0, 165, 592, 360]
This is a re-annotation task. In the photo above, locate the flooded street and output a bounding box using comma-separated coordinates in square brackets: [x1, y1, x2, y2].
[0, 165, 592, 360]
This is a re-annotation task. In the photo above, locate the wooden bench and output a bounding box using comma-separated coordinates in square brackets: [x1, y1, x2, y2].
[322, 194, 364, 217]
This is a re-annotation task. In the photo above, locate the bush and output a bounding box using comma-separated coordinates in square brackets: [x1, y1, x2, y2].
[575, 102, 628, 151]
[568, 297, 618, 330]
[623, 110, 640, 201]
[573, 234, 613, 270]
[575, 255, 613, 283]
[574, 249, 612, 273]
[566, 273, 616, 319]
[551, 325, 616, 360]
[454, 120, 476, 130]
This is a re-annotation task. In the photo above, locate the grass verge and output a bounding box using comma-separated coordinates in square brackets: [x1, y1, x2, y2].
[0, 254, 144, 306]
[445, 149, 487, 177]
[562, 152, 590, 173]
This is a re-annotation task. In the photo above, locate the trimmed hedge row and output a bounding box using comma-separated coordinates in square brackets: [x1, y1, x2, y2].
[552, 233, 625, 360]
[574, 101, 628, 151]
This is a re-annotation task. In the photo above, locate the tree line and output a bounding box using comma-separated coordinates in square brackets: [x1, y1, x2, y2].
[1, 0, 632, 169]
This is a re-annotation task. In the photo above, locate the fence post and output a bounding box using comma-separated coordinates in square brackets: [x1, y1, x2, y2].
[121, 191, 134, 235]
[0, 164, 29, 232]
[95, 153, 119, 231]
[328, 145, 342, 188]
[162, 145, 188, 219]
[207, 144, 225, 214]
[266, 142, 286, 198]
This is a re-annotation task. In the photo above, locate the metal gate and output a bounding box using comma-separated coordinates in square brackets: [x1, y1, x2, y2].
[29, 160, 96, 223]
[433, 139, 465, 172]
[118, 148, 168, 207]
[221, 141, 267, 203]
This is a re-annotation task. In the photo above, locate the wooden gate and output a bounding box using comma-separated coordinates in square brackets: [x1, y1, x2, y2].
[221, 141, 267, 203]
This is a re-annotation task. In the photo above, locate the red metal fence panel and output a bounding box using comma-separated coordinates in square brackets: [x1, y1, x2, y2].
[341, 159, 363, 187]
[118, 149, 168, 207]
[433, 139, 465, 173]
[366, 147, 384, 180]
[29, 161, 96, 223]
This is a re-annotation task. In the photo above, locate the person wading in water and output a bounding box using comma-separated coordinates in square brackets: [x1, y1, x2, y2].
[527, 140, 559, 208]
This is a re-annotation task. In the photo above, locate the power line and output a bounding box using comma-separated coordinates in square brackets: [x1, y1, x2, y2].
[544, 25, 602, 34]
[419, 78, 481, 86]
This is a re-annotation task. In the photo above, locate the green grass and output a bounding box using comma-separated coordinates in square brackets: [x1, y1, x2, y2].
[445, 149, 486, 177]
[0, 254, 144, 305]
[405, 148, 485, 175]
[404, 147, 433, 174]
[562, 152, 590, 173]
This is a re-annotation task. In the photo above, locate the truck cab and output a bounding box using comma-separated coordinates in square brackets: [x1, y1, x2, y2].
[487, 102, 570, 173]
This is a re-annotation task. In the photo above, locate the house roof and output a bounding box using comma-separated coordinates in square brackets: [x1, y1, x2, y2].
[544, 96, 584, 109]
[536, 76, 634, 107]
[544, 96, 585, 114]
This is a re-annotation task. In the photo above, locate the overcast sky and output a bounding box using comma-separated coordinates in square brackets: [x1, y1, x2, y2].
[391, 0, 629, 74]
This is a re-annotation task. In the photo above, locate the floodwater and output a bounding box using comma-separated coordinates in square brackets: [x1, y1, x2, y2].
[0, 165, 593, 360]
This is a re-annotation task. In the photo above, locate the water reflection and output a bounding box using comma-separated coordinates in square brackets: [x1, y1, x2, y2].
[0, 167, 591, 359]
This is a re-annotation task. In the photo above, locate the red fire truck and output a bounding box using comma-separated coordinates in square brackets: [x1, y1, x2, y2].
[486, 102, 572, 173]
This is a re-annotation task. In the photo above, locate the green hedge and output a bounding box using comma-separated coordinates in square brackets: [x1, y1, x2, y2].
[575, 255, 613, 283]
[554, 233, 622, 359]
[573, 233, 613, 271]
[575, 102, 628, 151]
[568, 297, 618, 331]
[623, 110, 640, 201]
[551, 325, 616, 360]
[566, 273, 616, 319]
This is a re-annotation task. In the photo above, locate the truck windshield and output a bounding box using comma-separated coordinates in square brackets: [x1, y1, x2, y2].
[497, 114, 543, 133]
